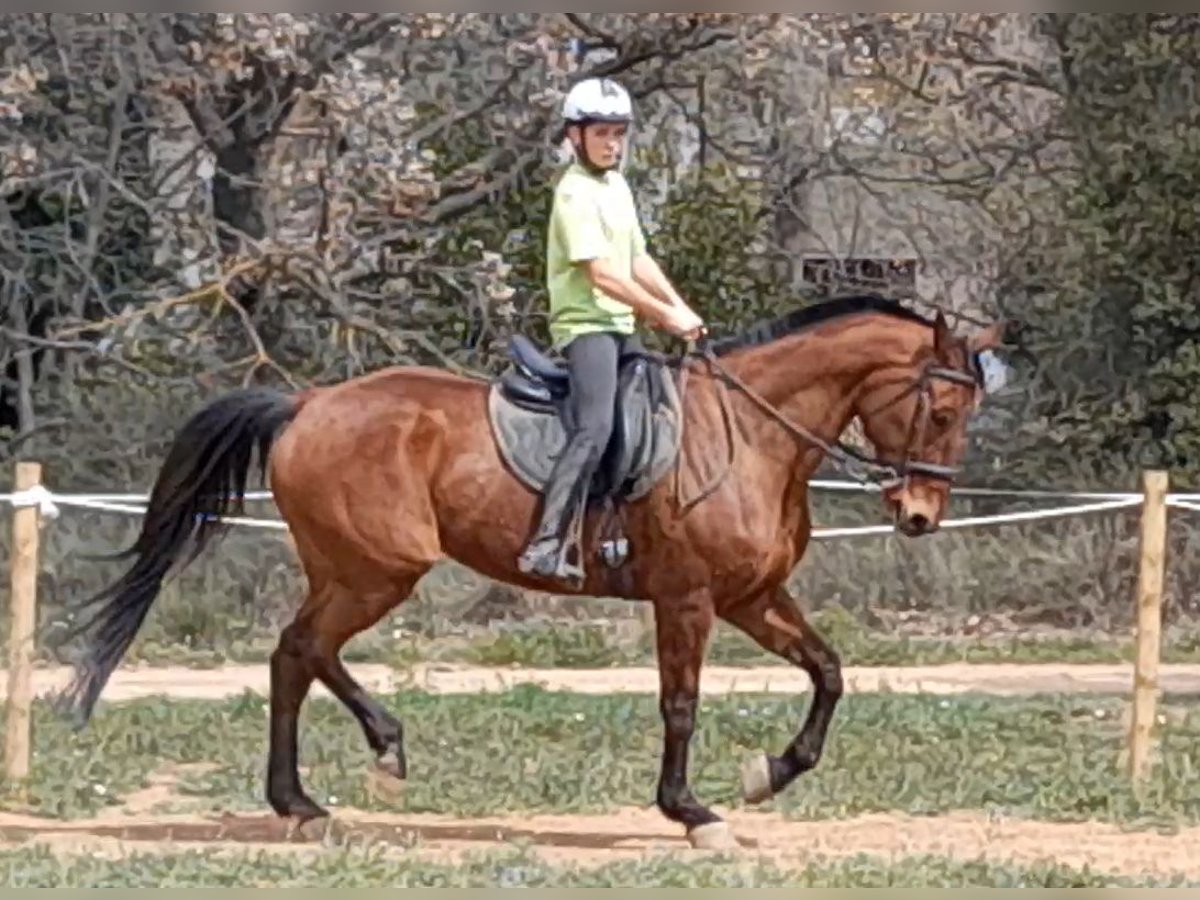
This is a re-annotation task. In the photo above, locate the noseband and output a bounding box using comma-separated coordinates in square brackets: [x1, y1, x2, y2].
[685, 344, 983, 490]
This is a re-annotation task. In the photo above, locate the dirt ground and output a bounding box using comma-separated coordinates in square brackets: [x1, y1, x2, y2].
[5, 663, 1200, 881]
[1, 763, 1199, 880]
[6, 661, 1200, 703]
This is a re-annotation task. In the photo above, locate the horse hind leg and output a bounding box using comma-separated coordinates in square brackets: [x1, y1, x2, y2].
[266, 571, 427, 826]
[306, 584, 420, 802]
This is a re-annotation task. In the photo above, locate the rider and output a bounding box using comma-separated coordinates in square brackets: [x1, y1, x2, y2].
[517, 75, 706, 584]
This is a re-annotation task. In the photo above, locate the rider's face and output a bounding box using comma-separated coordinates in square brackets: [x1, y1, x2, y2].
[570, 122, 627, 169]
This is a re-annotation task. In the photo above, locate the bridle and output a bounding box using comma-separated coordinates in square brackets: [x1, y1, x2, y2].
[672, 341, 983, 511]
[853, 357, 982, 491]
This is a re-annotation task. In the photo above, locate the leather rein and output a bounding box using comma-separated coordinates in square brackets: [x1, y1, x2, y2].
[671, 340, 982, 513]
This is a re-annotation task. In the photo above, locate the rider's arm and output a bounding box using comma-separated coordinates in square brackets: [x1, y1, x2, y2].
[580, 257, 677, 326]
[556, 185, 677, 326]
[632, 254, 688, 310]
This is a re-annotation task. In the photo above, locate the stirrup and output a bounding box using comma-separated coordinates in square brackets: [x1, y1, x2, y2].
[517, 539, 585, 587]
[519, 477, 589, 587]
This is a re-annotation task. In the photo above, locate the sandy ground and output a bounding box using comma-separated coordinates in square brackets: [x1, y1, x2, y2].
[3, 661, 1200, 704]
[4, 667, 1200, 882]
[2, 768, 1199, 881]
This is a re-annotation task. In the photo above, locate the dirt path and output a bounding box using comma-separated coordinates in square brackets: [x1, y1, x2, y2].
[3, 764, 1198, 882]
[4, 662, 1200, 703]
[3, 803, 1200, 881]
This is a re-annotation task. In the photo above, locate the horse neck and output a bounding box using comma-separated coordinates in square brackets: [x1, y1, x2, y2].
[715, 316, 918, 472]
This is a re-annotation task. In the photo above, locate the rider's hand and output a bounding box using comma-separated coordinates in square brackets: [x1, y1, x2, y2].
[662, 305, 706, 340]
[681, 309, 707, 342]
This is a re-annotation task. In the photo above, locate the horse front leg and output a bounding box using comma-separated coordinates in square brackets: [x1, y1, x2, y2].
[719, 587, 844, 804]
[651, 590, 740, 850]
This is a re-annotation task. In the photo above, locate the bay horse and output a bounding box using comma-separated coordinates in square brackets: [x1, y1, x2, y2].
[59, 293, 1003, 850]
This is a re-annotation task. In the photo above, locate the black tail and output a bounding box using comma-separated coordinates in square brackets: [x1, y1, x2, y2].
[58, 387, 300, 724]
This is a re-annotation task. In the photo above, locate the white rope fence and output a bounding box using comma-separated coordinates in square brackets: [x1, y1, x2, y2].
[812, 496, 1144, 540]
[3, 480, 1200, 539]
[0, 463, 1185, 794]
[0, 487, 285, 530]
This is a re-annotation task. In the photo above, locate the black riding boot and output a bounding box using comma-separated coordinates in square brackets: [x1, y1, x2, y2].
[517, 434, 603, 585]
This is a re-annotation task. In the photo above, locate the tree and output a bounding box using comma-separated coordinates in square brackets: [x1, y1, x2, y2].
[1001, 14, 1200, 487]
[0, 13, 765, 483]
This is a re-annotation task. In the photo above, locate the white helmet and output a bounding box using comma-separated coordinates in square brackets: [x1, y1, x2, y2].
[561, 77, 633, 125]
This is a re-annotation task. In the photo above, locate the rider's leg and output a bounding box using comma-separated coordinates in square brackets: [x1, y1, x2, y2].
[517, 331, 620, 581]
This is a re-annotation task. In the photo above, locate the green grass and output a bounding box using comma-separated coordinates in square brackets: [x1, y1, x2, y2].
[0, 844, 1192, 888]
[7, 688, 1200, 830]
[121, 608, 1200, 672]
[439, 611, 1181, 670]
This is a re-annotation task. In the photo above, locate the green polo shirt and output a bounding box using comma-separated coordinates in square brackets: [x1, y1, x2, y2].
[545, 162, 648, 347]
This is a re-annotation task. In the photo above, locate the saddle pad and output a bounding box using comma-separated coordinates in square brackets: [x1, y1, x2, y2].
[486, 366, 683, 504]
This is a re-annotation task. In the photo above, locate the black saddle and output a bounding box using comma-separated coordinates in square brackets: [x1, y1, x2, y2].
[488, 333, 683, 505]
[511, 334, 569, 386]
[499, 334, 570, 408]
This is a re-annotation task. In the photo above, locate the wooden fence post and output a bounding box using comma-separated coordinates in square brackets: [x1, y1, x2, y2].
[1129, 468, 1168, 793]
[5, 461, 43, 787]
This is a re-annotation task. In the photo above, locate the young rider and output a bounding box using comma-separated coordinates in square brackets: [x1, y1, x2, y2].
[517, 76, 706, 584]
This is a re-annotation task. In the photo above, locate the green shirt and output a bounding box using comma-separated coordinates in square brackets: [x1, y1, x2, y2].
[545, 162, 648, 347]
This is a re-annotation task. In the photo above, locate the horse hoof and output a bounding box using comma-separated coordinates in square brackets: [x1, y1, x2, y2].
[287, 813, 334, 842]
[364, 748, 407, 803]
[376, 746, 407, 780]
[687, 820, 740, 851]
[741, 752, 774, 805]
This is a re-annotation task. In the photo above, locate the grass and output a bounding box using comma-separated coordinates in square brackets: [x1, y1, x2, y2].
[121, 607, 1200, 673]
[0, 845, 1193, 888]
[6, 688, 1200, 830]
[435, 612, 1184, 670]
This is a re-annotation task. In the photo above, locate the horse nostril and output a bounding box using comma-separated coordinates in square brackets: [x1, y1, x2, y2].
[908, 513, 931, 534]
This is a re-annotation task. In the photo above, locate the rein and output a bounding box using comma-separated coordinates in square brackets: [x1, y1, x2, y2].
[671, 339, 981, 512]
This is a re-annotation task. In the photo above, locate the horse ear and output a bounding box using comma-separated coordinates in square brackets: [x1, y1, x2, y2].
[933, 309, 953, 356]
[968, 320, 1007, 353]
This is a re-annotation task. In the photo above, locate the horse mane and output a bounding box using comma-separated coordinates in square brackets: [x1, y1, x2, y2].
[707, 292, 935, 358]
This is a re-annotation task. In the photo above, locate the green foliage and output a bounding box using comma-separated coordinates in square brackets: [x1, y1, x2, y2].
[462, 623, 625, 667]
[632, 152, 792, 344]
[1008, 14, 1200, 487]
[404, 108, 558, 371]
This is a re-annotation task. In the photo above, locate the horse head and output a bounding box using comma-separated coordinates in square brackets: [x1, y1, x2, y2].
[855, 311, 1006, 536]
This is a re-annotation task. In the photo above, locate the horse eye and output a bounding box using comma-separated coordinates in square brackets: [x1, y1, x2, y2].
[931, 409, 955, 429]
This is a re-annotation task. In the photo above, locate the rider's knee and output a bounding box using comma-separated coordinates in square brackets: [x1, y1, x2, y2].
[577, 405, 615, 448]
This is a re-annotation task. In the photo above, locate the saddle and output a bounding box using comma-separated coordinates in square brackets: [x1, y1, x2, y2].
[487, 334, 684, 567]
